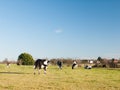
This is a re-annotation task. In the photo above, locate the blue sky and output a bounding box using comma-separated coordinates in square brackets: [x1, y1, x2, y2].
[0, 0, 120, 60]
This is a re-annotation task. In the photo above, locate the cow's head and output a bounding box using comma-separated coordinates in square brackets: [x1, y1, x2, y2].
[44, 59, 50, 66]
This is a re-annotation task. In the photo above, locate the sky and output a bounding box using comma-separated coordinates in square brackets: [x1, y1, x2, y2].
[0, 0, 120, 60]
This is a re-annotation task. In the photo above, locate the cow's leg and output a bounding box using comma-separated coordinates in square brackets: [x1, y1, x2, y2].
[44, 66, 47, 74]
[59, 66, 60, 69]
[34, 66, 36, 75]
[58, 66, 59, 69]
[60, 66, 62, 70]
[72, 64, 74, 69]
[59, 66, 62, 70]
[38, 69, 40, 74]
[34, 69, 36, 75]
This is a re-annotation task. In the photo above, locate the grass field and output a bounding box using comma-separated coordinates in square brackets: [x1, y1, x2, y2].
[0, 64, 120, 90]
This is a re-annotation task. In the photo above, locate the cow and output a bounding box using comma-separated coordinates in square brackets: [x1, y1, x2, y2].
[57, 60, 62, 69]
[84, 64, 92, 69]
[6, 62, 10, 68]
[34, 59, 50, 75]
[72, 60, 78, 69]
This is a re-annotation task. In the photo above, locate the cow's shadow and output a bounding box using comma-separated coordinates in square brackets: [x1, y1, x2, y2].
[0, 72, 30, 74]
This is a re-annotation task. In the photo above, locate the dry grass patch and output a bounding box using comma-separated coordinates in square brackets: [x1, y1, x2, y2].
[0, 64, 120, 90]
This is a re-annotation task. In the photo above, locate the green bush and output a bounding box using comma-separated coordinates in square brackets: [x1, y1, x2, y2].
[17, 53, 34, 65]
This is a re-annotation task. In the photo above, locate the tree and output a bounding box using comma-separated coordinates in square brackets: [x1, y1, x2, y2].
[17, 53, 34, 65]
[97, 57, 102, 61]
[97, 56, 104, 63]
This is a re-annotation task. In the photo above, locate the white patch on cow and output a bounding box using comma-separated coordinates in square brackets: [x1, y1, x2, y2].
[90, 61, 93, 64]
[73, 61, 77, 64]
[87, 66, 92, 69]
[41, 65, 44, 68]
[44, 60, 48, 65]
[75, 64, 78, 68]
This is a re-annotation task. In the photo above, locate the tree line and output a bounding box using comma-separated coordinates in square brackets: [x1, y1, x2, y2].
[0, 53, 120, 68]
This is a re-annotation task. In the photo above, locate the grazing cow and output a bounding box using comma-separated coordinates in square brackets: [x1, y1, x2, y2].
[6, 62, 10, 68]
[72, 60, 78, 69]
[34, 59, 50, 75]
[57, 60, 62, 69]
[84, 64, 92, 69]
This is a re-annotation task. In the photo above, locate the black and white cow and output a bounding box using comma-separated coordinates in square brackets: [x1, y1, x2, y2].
[72, 60, 78, 69]
[34, 59, 50, 75]
[57, 60, 62, 69]
[6, 61, 10, 68]
[84, 64, 92, 69]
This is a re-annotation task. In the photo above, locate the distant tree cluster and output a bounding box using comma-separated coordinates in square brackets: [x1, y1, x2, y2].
[0, 58, 16, 64]
[91, 57, 120, 68]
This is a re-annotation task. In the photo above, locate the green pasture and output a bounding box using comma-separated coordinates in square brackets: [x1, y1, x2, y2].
[0, 64, 120, 90]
